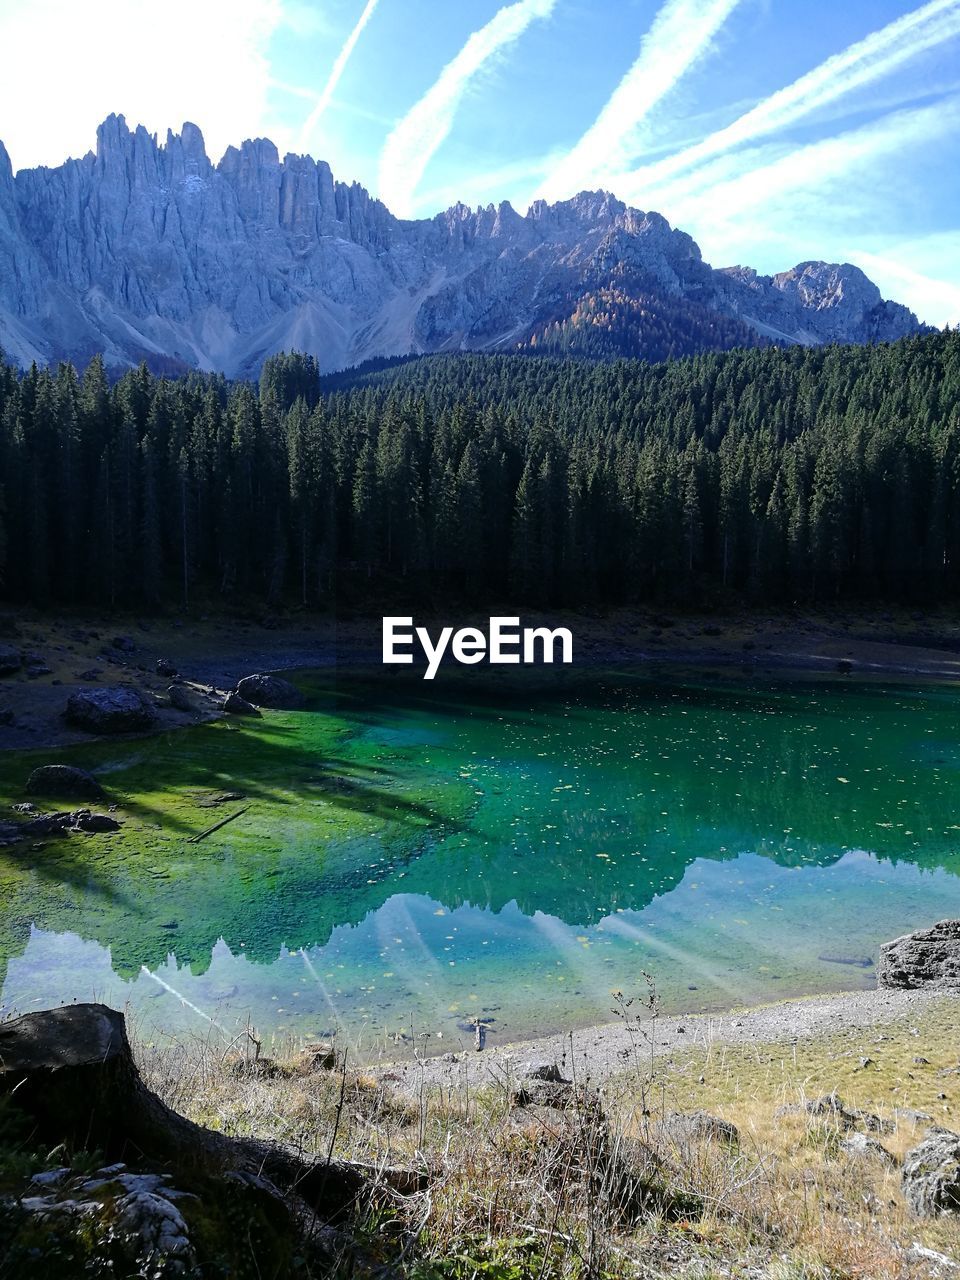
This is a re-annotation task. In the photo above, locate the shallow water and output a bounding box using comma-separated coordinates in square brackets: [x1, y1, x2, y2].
[1, 667, 959, 1057]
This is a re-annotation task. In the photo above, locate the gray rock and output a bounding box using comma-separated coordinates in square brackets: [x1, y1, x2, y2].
[13, 1169, 198, 1272]
[29, 1167, 71, 1187]
[115, 1184, 196, 1266]
[168, 683, 207, 713]
[20, 814, 71, 838]
[293, 1042, 339, 1072]
[523, 1062, 569, 1084]
[0, 644, 21, 676]
[26, 764, 106, 800]
[902, 1127, 960, 1216]
[235, 673, 305, 709]
[663, 1111, 740, 1145]
[907, 1243, 960, 1270]
[839, 1133, 897, 1166]
[510, 1070, 602, 1112]
[878, 920, 960, 990]
[156, 658, 179, 678]
[896, 1107, 934, 1124]
[70, 810, 121, 833]
[223, 690, 260, 716]
[511, 1079, 577, 1111]
[0, 114, 925, 377]
[65, 686, 156, 734]
[802, 1092, 891, 1134]
[196, 790, 245, 808]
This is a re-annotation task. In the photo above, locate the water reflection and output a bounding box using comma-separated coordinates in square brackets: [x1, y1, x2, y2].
[1, 667, 959, 1052]
[4, 847, 959, 1055]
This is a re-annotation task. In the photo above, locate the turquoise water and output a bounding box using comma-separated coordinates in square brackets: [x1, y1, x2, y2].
[2, 667, 959, 1056]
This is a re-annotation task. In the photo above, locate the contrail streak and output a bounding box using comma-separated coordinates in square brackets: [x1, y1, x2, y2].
[660, 99, 958, 222]
[537, 0, 743, 202]
[296, 0, 380, 151]
[627, 0, 960, 196]
[379, 0, 556, 218]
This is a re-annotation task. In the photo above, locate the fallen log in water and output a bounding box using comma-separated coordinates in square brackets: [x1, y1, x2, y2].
[187, 804, 249, 843]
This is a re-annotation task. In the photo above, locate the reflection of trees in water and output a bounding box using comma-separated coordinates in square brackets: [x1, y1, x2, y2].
[1, 671, 958, 989]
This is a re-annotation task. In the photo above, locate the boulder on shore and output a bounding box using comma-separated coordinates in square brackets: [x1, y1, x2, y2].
[71, 810, 121, 833]
[168, 684, 207, 714]
[877, 920, 960, 991]
[21, 814, 72, 838]
[0, 644, 22, 676]
[65, 687, 157, 734]
[235, 674, 305, 710]
[223, 691, 261, 716]
[26, 764, 106, 801]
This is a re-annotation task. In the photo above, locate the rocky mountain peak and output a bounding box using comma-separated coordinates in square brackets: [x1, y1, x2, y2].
[0, 115, 927, 375]
[566, 190, 627, 222]
[773, 260, 880, 310]
[526, 189, 624, 228]
[178, 121, 207, 163]
[95, 111, 131, 155]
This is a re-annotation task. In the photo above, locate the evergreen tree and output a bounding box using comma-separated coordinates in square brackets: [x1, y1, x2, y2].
[0, 332, 958, 610]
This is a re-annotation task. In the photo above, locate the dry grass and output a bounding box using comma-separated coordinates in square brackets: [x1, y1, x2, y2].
[137, 1004, 960, 1279]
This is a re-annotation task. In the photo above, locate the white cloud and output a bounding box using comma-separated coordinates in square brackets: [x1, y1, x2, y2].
[846, 248, 960, 328]
[655, 100, 959, 224]
[295, 0, 381, 153]
[625, 99, 960, 326]
[536, 0, 744, 203]
[0, 0, 285, 171]
[626, 0, 960, 196]
[378, 0, 557, 218]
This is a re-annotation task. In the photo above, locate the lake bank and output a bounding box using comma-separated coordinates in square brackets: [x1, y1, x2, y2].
[3, 604, 960, 754]
[132, 980, 960, 1278]
[369, 985, 960, 1098]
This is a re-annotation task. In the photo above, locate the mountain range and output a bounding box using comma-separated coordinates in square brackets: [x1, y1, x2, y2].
[0, 115, 927, 376]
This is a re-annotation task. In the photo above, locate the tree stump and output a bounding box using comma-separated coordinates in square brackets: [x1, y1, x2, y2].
[0, 1003, 423, 1220]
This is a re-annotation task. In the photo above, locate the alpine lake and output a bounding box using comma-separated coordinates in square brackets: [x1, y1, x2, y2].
[2, 664, 959, 1060]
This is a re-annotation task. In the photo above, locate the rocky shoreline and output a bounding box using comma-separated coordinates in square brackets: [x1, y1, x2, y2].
[373, 921, 960, 1094]
[2, 976, 958, 1276]
[3, 606, 960, 755]
[374, 986, 959, 1097]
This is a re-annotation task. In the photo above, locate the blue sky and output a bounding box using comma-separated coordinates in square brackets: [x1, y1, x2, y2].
[1, 0, 958, 324]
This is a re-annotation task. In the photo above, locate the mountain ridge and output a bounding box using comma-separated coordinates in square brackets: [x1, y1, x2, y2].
[0, 114, 927, 375]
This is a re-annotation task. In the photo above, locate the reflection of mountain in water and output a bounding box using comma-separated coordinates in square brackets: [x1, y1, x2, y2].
[1, 670, 959, 989]
[8, 847, 960, 1049]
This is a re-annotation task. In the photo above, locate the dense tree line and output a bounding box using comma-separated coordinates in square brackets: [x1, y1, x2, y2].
[0, 331, 959, 611]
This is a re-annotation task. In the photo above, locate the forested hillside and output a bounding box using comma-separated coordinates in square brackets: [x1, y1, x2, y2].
[1, 332, 959, 611]
[515, 265, 767, 362]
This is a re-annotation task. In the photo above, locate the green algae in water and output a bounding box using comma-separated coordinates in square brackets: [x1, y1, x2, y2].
[2, 667, 960, 1056]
